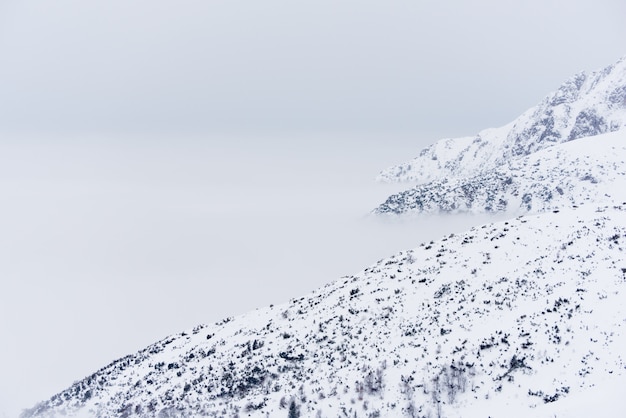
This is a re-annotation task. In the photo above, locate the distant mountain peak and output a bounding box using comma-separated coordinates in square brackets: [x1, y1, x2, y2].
[377, 55, 626, 184]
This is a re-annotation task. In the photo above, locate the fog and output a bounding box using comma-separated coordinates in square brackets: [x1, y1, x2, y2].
[1, 1, 625, 416]
[0, 134, 512, 416]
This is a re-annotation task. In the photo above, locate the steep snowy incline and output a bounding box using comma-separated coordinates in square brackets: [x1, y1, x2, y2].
[375, 129, 626, 215]
[377, 56, 626, 184]
[23, 204, 626, 418]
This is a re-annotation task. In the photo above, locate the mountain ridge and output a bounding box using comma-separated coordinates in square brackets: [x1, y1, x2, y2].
[374, 129, 626, 215]
[377, 56, 626, 184]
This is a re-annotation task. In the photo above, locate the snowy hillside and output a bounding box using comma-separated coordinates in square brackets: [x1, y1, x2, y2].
[374, 129, 626, 215]
[377, 56, 626, 184]
[23, 202, 626, 418]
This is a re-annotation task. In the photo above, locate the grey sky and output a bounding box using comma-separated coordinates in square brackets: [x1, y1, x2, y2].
[0, 1, 625, 417]
[0, 0, 624, 137]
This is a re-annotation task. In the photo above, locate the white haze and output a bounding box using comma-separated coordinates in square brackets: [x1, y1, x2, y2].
[0, 134, 511, 417]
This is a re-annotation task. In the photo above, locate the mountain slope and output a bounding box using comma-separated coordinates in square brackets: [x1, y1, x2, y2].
[23, 203, 626, 418]
[377, 56, 626, 184]
[375, 129, 626, 215]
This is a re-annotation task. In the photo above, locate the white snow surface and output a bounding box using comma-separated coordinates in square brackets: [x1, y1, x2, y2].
[377, 56, 626, 184]
[375, 128, 626, 215]
[22, 201, 626, 417]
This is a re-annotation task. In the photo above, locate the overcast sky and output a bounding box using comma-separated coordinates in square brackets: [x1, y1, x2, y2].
[0, 1, 625, 417]
[0, 0, 624, 137]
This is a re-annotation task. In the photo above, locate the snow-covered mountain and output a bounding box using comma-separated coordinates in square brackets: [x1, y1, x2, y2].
[22, 57, 626, 418]
[377, 56, 626, 184]
[375, 129, 626, 215]
[23, 200, 626, 417]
